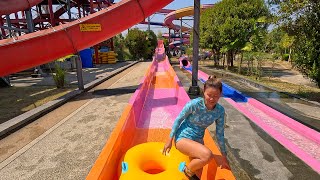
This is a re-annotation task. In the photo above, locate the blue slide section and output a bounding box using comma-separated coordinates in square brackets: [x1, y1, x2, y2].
[183, 66, 248, 102]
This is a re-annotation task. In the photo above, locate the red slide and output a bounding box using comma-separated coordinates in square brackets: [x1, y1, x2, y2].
[0, 0, 173, 76]
[0, 0, 43, 15]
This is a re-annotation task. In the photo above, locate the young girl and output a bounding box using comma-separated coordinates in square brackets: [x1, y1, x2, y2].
[163, 76, 230, 179]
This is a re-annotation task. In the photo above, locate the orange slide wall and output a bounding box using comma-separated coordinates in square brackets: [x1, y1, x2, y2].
[86, 54, 235, 179]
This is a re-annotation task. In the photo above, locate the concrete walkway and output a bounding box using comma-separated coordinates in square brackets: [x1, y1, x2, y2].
[0, 62, 151, 180]
[10, 62, 133, 87]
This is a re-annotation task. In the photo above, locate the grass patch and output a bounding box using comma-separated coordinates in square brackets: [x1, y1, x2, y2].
[200, 59, 320, 103]
[0, 86, 76, 124]
[246, 76, 320, 102]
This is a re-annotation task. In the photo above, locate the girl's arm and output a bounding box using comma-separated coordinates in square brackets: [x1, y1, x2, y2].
[169, 100, 193, 138]
[216, 109, 227, 155]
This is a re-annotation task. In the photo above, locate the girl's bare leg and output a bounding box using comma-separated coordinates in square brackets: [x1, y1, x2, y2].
[176, 138, 213, 174]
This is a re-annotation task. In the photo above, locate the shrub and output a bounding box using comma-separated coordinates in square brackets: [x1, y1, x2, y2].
[282, 54, 289, 61]
[53, 64, 66, 88]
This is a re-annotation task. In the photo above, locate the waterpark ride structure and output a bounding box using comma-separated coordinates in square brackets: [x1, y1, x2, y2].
[86, 41, 235, 179]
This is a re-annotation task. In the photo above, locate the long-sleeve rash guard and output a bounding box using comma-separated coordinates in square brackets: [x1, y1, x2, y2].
[170, 97, 226, 155]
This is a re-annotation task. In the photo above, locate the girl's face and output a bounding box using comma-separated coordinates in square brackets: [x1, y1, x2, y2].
[204, 87, 221, 108]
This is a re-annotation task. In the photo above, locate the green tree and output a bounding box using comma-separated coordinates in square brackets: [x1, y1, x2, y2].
[200, 0, 269, 67]
[145, 30, 158, 59]
[265, 27, 285, 54]
[114, 33, 125, 60]
[280, 33, 294, 62]
[125, 28, 148, 60]
[269, 0, 320, 87]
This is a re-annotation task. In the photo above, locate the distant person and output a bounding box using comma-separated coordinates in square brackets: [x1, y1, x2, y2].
[163, 76, 229, 179]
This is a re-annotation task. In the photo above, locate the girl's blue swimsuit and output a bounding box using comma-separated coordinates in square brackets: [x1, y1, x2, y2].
[170, 97, 226, 154]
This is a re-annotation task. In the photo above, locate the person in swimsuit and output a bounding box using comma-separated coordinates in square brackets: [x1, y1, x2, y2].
[162, 76, 230, 179]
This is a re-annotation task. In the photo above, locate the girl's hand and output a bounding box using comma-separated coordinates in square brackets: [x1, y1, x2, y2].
[221, 155, 231, 169]
[162, 138, 173, 156]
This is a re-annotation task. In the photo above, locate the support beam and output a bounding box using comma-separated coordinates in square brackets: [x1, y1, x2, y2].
[180, 18, 183, 55]
[90, 0, 94, 14]
[67, 0, 72, 21]
[77, 4, 82, 18]
[148, 16, 150, 31]
[0, 26, 29, 33]
[48, 0, 55, 26]
[76, 55, 84, 90]
[94, 46, 99, 64]
[37, 5, 44, 29]
[14, 13, 21, 35]
[82, 5, 86, 17]
[26, 9, 43, 76]
[5, 15, 12, 38]
[168, 28, 171, 52]
[0, 16, 5, 39]
[25, 9, 35, 33]
[110, 38, 114, 51]
[188, 0, 200, 95]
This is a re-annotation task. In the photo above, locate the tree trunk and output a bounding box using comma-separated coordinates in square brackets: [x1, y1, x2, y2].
[238, 52, 243, 74]
[231, 50, 235, 67]
[289, 47, 292, 64]
[227, 51, 231, 67]
[223, 54, 226, 68]
[251, 58, 254, 75]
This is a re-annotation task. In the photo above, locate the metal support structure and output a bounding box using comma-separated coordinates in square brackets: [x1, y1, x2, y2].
[25, 9, 35, 33]
[77, 4, 82, 18]
[0, 26, 29, 33]
[180, 18, 183, 55]
[26, 8, 44, 76]
[148, 16, 150, 31]
[168, 28, 171, 52]
[37, 5, 44, 29]
[94, 46, 99, 63]
[0, 16, 6, 39]
[5, 15, 12, 37]
[14, 13, 21, 35]
[90, 0, 94, 14]
[76, 55, 84, 90]
[82, 5, 86, 17]
[21, 11, 25, 18]
[188, 0, 200, 95]
[0, 17, 11, 84]
[67, 0, 72, 21]
[48, 0, 55, 26]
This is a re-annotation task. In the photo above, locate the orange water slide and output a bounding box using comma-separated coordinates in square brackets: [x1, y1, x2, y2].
[86, 41, 235, 179]
[0, 0, 173, 77]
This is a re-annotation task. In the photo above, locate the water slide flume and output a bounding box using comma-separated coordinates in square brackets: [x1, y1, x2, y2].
[180, 57, 320, 173]
[0, 0, 43, 15]
[164, 4, 212, 48]
[87, 42, 235, 179]
[164, 4, 213, 32]
[0, 0, 173, 76]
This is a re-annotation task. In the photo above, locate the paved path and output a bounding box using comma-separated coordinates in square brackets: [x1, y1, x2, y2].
[10, 62, 133, 87]
[0, 62, 150, 180]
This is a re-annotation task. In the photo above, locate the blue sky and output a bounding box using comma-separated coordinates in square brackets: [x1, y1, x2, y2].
[114, 0, 221, 35]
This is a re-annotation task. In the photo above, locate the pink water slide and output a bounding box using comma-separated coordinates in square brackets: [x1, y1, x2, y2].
[0, 0, 173, 76]
[183, 67, 320, 173]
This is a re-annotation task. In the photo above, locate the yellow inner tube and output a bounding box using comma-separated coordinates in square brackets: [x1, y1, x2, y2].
[120, 142, 190, 179]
